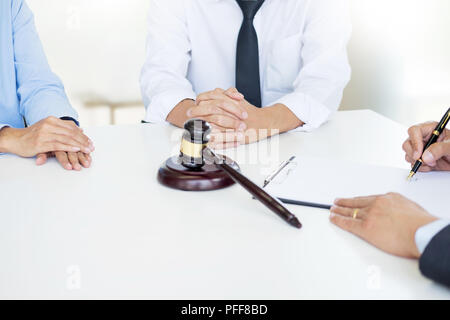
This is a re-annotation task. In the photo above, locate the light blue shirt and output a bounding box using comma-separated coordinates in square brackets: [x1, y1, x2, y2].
[416, 219, 450, 255]
[0, 0, 77, 132]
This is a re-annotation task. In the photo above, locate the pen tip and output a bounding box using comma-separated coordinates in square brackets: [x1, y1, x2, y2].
[407, 172, 414, 181]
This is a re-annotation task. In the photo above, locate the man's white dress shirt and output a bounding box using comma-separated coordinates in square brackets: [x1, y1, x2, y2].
[141, 0, 351, 131]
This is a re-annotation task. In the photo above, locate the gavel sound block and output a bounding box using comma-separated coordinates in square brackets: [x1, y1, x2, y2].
[158, 120, 239, 191]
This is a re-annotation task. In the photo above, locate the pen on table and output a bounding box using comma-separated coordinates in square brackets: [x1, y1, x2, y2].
[407, 107, 450, 180]
[261, 156, 332, 210]
[263, 156, 296, 188]
[204, 148, 302, 229]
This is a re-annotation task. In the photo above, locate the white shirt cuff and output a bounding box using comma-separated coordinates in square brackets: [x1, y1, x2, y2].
[144, 89, 196, 123]
[415, 220, 450, 255]
[274, 92, 334, 132]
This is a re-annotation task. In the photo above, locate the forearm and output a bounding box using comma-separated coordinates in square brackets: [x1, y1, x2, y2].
[166, 99, 196, 128]
[241, 104, 304, 145]
[265, 104, 304, 134]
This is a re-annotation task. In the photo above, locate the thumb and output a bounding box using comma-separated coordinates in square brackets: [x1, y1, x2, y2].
[422, 141, 450, 166]
[36, 153, 48, 166]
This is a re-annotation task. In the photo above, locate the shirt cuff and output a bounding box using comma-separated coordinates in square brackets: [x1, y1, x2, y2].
[273, 92, 335, 132]
[60, 117, 79, 127]
[144, 89, 196, 123]
[415, 220, 450, 255]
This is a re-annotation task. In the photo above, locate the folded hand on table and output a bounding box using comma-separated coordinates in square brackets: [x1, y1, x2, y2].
[0, 116, 94, 171]
[190, 88, 301, 149]
[167, 87, 303, 149]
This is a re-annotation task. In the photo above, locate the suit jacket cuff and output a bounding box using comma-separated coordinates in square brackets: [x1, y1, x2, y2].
[419, 225, 450, 287]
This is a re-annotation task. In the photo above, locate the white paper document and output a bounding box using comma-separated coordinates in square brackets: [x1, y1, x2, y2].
[265, 156, 450, 218]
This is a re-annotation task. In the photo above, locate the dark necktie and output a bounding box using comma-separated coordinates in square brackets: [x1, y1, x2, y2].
[236, 0, 265, 108]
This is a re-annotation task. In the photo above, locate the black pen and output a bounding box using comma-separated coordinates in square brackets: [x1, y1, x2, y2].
[408, 107, 450, 180]
[278, 198, 332, 210]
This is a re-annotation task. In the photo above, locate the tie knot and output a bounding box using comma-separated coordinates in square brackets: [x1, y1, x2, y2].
[237, 0, 265, 20]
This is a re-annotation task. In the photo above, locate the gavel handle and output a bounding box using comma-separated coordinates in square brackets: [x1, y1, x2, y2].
[208, 152, 301, 229]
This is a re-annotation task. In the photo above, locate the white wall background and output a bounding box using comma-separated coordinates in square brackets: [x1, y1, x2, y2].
[27, 0, 150, 126]
[27, 0, 450, 127]
[343, 0, 450, 126]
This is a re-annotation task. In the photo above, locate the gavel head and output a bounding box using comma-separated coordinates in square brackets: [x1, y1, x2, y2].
[180, 119, 212, 169]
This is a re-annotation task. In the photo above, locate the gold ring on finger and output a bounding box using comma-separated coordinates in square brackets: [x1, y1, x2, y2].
[353, 209, 360, 220]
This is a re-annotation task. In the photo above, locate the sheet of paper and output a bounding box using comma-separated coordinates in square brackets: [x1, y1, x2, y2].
[265, 156, 450, 219]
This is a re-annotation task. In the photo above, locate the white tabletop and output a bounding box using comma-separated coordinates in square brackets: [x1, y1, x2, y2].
[0, 110, 449, 299]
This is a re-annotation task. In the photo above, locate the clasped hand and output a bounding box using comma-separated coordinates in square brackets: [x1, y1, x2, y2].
[187, 88, 270, 149]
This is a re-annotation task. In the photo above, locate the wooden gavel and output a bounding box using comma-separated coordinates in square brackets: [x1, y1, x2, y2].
[158, 119, 301, 228]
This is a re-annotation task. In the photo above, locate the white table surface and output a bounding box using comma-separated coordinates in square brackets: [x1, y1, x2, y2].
[0, 110, 449, 299]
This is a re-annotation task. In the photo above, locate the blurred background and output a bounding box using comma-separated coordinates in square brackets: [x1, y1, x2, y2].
[28, 0, 450, 127]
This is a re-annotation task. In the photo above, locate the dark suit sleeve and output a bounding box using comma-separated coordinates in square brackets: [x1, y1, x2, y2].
[419, 225, 450, 287]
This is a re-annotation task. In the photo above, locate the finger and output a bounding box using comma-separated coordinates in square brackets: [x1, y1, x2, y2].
[196, 94, 248, 120]
[199, 115, 246, 131]
[407, 122, 436, 160]
[330, 206, 367, 220]
[330, 213, 364, 237]
[67, 152, 82, 171]
[46, 118, 94, 150]
[200, 100, 248, 120]
[196, 89, 226, 105]
[224, 87, 245, 101]
[84, 153, 92, 163]
[334, 196, 377, 209]
[406, 155, 433, 172]
[50, 125, 93, 152]
[78, 152, 91, 168]
[210, 123, 231, 133]
[418, 165, 433, 172]
[408, 126, 425, 160]
[36, 153, 48, 166]
[422, 140, 450, 166]
[405, 154, 413, 164]
[51, 134, 92, 154]
[402, 139, 415, 162]
[39, 142, 81, 154]
[188, 104, 238, 119]
[55, 151, 72, 170]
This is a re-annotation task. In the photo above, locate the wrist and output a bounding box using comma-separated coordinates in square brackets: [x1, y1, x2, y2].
[259, 107, 276, 133]
[265, 104, 304, 134]
[0, 127, 18, 153]
[166, 99, 196, 128]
